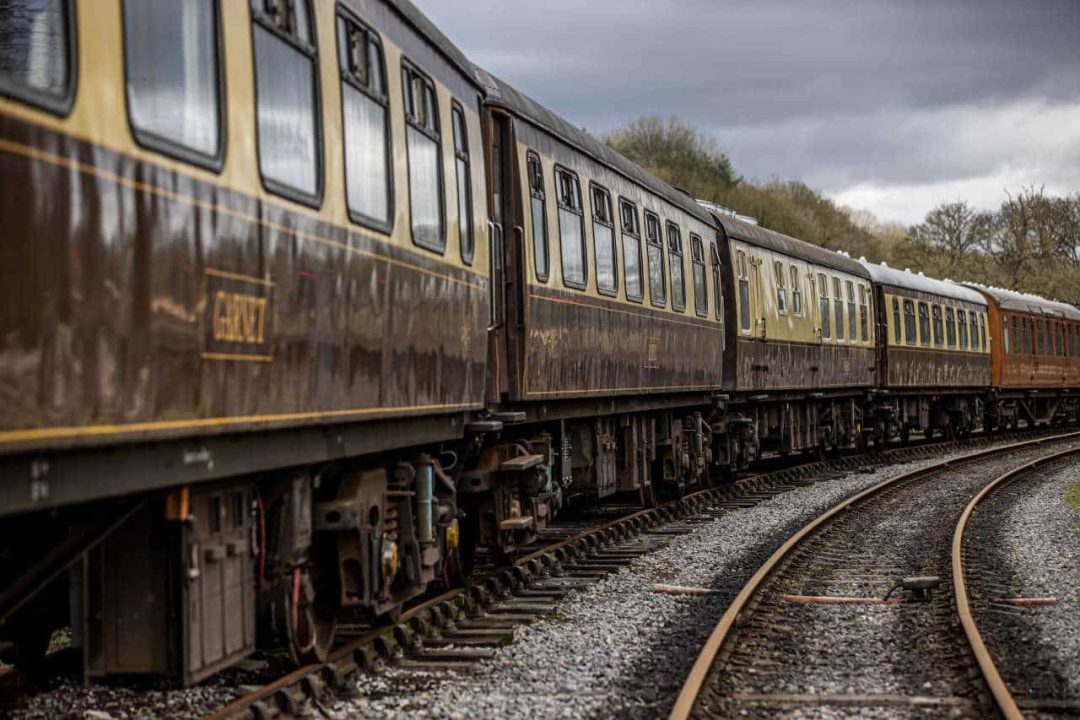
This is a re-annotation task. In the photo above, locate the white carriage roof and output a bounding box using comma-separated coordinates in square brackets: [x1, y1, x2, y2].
[858, 260, 987, 305]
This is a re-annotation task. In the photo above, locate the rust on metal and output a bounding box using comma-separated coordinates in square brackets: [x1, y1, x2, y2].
[952, 445, 1080, 720]
[1004, 597, 1057, 607]
[654, 584, 721, 596]
[782, 594, 902, 606]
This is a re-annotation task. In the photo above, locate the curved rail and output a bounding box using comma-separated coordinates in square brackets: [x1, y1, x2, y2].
[951, 445, 1080, 720]
[669, 431, 1080, 720]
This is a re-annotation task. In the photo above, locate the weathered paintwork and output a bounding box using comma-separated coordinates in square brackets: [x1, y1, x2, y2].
[733, 339, 874, 392]
[0, 0, 490, 460]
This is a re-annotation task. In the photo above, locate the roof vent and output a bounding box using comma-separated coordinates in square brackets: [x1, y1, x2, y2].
[918, 271, 925, 276]
[881, 261, 889, 268]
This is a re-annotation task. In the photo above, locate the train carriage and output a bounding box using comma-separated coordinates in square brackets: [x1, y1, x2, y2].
[861, 263, 991, 441]
[0, 0, 493, 683]
[473, 69, 727, 510]
[711, 215, 876, 464]
[968, 284, 1080, 428]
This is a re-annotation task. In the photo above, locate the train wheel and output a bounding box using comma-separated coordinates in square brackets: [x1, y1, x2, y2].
[285, 567, 337, 666]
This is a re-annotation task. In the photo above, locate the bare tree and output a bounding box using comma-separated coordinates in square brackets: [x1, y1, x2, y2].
[909, 201, 994, 272]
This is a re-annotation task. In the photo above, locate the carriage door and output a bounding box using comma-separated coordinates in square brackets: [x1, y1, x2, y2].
[483, 109, 516, 399]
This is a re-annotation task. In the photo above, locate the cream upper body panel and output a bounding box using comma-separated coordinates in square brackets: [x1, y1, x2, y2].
[0, 0, 487, 277]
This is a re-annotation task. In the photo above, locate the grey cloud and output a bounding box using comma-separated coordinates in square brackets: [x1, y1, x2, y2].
[413, 0, 1080, 221]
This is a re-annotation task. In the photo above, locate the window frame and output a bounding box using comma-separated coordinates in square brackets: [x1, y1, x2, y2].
[932, 304, 944, 347]
[450, 101, 474, 264]
[401, 58, 446, 252]
[945, 307, 956, 348]
[553, 165, 587, 290]
[122, 0, 226, 171]
[833, 277, 844, 342]
[790, 266, 803, 316]
[644, 210, 666, 309]
[590, 182, 617, 297]
[858, 284, 869, 342]
[0, 0, 78, 116]
[710, 242, 724, 322]
[335, 5, 394, 234]
[892, 297, 901, 344]
[619, 198, 643, 303]
[250, 0, 325, 207]
[667, 221, 686, 313]
[690, 233, 707, 318]
[773, 261, 787, 315]
[846, 280, 856, 342]
[526, 151, 550, 283]
[958, 309, 969, 349]
[918, 302, 931, 346]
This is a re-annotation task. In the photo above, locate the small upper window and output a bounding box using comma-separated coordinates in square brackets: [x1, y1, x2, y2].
[125, 0, 222, 164]
[591, 185, 616, 295]
[251, 0, 322, 202]
[620, 199, 643, 302]
[668, 222, 686, 312]
[774, 261, 787, 314]
[527, 153, 549, 281]
[0, 0, 73, 113]
[451, 104, 474, 263]
[691, 234, 707, 318]
[555, 167, 586, 288]
[338, 10, 391, 228]
[645, 212, 665, 307]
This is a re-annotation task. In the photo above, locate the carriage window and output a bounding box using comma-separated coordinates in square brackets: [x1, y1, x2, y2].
[711, 243, 724, 321]
[645, 212, 666, 307]
[1009, 315, 1019, 354]
[620, 200, 643, 301]
[691, 234, 707, 317]
[1024, 318, 1033, 354]
[1057, 322, 1065, 357]
[892, 298, 901, 344]
[527, 153, 548, 281]
[945, 307, 956, 348]
[932, 305, 944, 346]
[591, 185, 616, 295]
[252, 0, 321, 201]
[846, 281, 856, 341]
[858, 285, 869, 342]
[774, 261, 787, 314]
[833, 278, 844, 341]
[1036, 319, 1045, 355]
[555, 167, 586, 288]
[0, 0, 73, 112]
[918, 302, 930, 346]
[125, 0, 221, 162]
[668, 223, 686, 312]
[980, 314, 987, 353]
[790, 266, 802, 315]
[818, 272, 831, 339]
[739, 252, 753, 333]
[959, 309, 969, 349]
[337, 12, 391, 228]
[972, 312, 982, 352]
[402, 62, 444, 251]
[904, 299, 916, 344]
[450, 104, 474, 263]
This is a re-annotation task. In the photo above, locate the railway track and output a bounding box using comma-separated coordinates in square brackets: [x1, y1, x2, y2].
[670, 431, 1080, 720]
[194, 428, 1066, 720]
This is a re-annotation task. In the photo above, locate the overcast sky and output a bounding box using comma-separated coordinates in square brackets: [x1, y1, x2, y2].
[413, 0, 1080, 226]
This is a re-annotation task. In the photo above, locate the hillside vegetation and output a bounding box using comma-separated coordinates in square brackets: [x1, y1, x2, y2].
[604, 117, 1080, 304]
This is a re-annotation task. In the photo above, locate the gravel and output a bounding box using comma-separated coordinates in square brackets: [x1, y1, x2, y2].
[966, 458, 1080, 718]
[328, 445, 1033, 720]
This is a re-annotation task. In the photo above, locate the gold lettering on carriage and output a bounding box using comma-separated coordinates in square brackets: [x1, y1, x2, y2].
[212, 291, 268, 345]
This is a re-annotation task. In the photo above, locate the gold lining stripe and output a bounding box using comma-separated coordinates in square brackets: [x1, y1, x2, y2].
[0, 402, 475, 445]
[200, 352, 273, 362]
[204, 267, 275, 287]
[528, 292, 724, 331]
[525, 384, 717, 397]
[0, 137, 484, 290]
